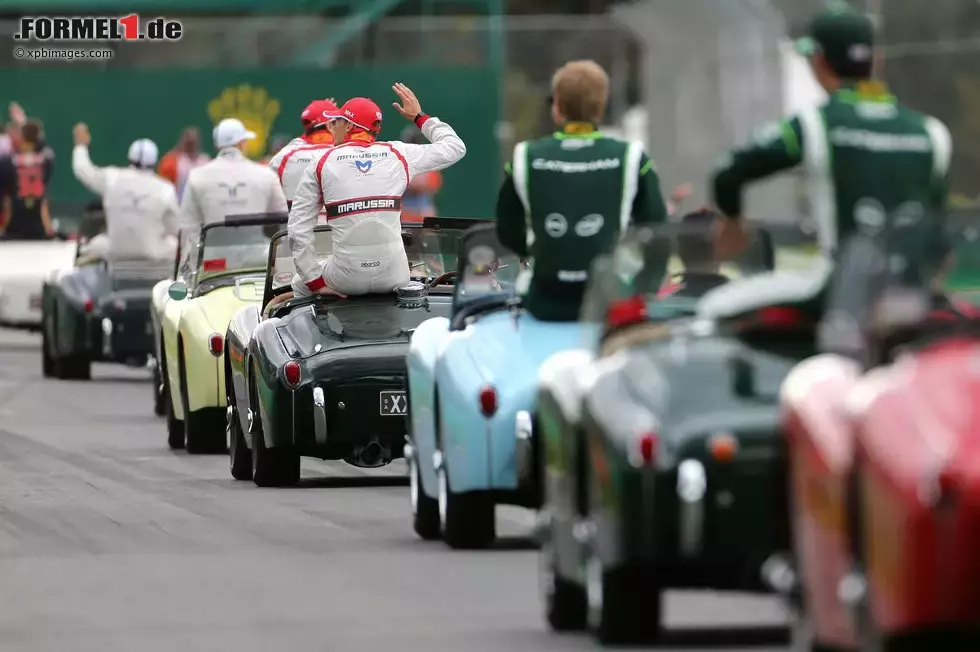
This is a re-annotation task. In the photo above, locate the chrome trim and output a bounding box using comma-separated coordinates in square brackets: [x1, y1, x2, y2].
[232, 274, 266, 302]
[226, 405, 234, 425]
[101, 318, 113, 356]
[514, 410, 534, 484]
[403, 440, 416, 460]
[312, 386, 327, 445]
[432, 449, 443, 472]
[677, 459, 707, 557]
[761, 553, 797, 595]
[146, 354, 157, 371]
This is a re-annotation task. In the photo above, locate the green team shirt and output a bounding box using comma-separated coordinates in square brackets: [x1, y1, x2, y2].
[496, 124, 669, 321]
[711, 82, 952, 254]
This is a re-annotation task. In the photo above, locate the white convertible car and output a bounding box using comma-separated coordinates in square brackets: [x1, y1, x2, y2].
[0, 237, 78, 330]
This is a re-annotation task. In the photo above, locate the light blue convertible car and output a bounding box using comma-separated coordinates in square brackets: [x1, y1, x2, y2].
[405, 223, 597, 549]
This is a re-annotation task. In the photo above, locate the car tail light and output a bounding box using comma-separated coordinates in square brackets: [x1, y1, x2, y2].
[755, 306, 807, 328]
[83, 298, 94, 313]
[202, 258, 227, 272]
[606, 295, 647, 329]
[208, 333, 223, 356]
[630, 431, 659, 467]
[478, 385, 497, 417]
[283, 360, 302, 388]
[708, 432, 739, 463]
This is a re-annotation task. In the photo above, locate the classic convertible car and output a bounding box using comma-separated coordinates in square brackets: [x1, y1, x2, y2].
[40, 204, 169, 380]
[224, 217, 472, 487]
[782, 221, 980, 651]
[159, 215, 284, 453]
[1, 233, 78, 331]
[404, 223, 598, 549]
[535, 222, 816, 645]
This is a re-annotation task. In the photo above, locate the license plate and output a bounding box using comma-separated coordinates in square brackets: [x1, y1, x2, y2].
[379, 390, 408, 416]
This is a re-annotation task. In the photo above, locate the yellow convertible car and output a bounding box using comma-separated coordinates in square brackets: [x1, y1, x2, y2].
[157, 215, 285, 454]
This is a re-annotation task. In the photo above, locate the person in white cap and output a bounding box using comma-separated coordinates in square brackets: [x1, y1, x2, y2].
[71, 122, 180, 263]
[178, 117, 287, 273]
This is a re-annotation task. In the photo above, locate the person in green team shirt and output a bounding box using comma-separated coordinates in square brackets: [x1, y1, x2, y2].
[496, 60, 670, 321]
[711, 3, 952, 271]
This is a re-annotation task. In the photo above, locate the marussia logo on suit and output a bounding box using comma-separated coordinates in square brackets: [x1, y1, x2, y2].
[335, 198, 397, 214]
[354, 160, 372, 173]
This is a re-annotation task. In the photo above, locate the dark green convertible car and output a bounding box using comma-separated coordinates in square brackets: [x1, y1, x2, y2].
[535, 221, 822, 645]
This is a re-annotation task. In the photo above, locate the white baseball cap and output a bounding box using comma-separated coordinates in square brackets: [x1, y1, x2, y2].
[127, 138, 158, 167]
[213, 118, 256, 149]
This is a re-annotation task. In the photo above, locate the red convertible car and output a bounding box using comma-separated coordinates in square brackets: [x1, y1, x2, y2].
[781, 226, 980, 651]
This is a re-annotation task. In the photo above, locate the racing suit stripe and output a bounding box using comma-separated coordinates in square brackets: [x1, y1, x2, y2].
[510, 141, 533, 248]
[278, 145, 332, 184]
[797, 106, 837, 253]
[377, 143, 410, 187]
[923, 116, 953, 179]
[618, 141, 644, 233]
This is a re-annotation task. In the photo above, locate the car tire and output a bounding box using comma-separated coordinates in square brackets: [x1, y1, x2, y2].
[179, 347, 226, 455]
[588, 559, 663, 645]
[250, 387, 300, 488]
[151, 359, 165, 416]
[227, 393, 251, 481]
[409, 446, 440, 540]
[438, 464, 495, 549]
[41, 310, 54, 378]
[541, 538, 587, 631]
[165, 391, 185, 450]
[53, 354, 91, 381]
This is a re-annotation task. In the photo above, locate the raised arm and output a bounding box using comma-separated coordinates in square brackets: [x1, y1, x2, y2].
[71, 123, 110, 196]
[388, 83, 466, 178]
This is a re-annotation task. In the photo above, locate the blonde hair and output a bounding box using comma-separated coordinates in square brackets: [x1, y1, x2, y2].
[551, 60, 610, 123]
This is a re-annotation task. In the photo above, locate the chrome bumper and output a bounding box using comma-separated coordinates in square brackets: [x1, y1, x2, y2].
[312, 386, 327, 445]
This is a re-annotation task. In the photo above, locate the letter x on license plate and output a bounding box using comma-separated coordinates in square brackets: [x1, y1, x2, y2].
[380, 390, 407, 416]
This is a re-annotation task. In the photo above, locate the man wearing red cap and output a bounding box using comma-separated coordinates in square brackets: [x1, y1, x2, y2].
[288, 83, 466, 297]
[268, 99, 337, 216]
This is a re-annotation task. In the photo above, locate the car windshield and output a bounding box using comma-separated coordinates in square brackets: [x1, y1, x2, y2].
[267, 222, 474, 291]
[820, 212, 958, 357]
[453, 224, 523, 306]
[581, 219, 780, 325]
[197, 221, 283, 281]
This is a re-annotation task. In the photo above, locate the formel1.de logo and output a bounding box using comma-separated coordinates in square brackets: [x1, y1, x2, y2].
[14, 15, 183, 41]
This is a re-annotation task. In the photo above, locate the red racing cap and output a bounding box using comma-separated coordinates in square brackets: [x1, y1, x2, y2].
[329, 97, 383, 133]
[301, 99, 339, 129]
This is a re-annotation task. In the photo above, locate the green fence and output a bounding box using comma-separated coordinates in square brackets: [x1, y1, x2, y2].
[2, 66, 500, 218]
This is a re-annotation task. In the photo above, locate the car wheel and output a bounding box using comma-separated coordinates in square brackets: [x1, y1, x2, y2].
[438, 462, 495, 549]
[227, 395, 251, 481]
[250, 388, 300, 488]
[53, 354, 91, 381]
[180, 351, 226, 455]
[165, 376, 185, 450]
[151, 358, 165, 416]
[409, 445, 440, 540]
[540, 537, 586, 631]
[41, 311, 54, 378]
[587, 555, 663, 645]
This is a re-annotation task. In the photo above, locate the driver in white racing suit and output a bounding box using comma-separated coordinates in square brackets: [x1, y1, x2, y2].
[70, 122, 179, 263]
[287, 83, 466, 297]
[268, 98, 337, 222]
[179, 118, 287, 273]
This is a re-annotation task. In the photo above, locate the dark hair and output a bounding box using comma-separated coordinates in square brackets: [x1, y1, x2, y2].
[305, 122, 329, 136]
[20, 121, 42, 147]
[675, 209, 717, 268]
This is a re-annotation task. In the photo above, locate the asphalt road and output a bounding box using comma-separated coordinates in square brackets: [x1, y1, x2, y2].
[0, 328, 791, 652]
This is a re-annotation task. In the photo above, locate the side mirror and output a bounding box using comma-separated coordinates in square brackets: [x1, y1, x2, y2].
[168, 281, 188, 301]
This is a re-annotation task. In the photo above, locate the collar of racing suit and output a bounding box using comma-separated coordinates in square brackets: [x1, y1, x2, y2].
[217, 147, 247, 159]
[835, 80, 895, 104]
[342, 132, 376, 145]
[302, 131, 334, 145]
[555, 122, 601, 139]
